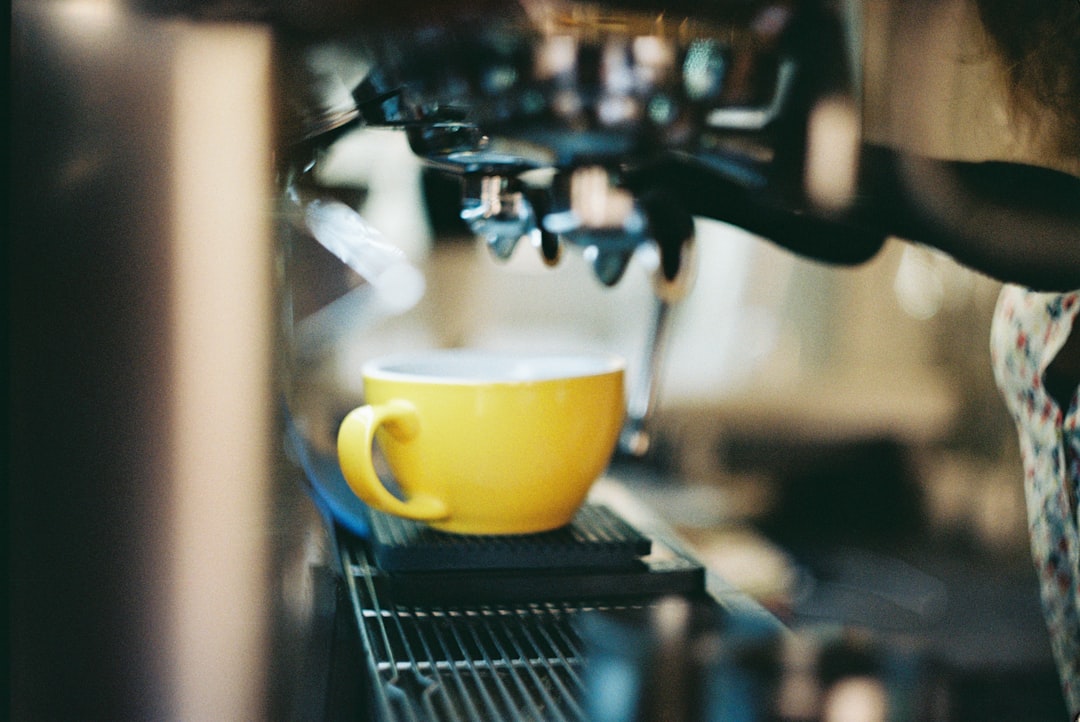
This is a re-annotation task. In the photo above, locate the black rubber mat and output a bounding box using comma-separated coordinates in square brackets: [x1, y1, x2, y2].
[365, 503, 652, 572]
[352, 534, 707, 605]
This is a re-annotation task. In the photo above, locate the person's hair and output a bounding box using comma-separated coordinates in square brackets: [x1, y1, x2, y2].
[972, 0, 1080, 160]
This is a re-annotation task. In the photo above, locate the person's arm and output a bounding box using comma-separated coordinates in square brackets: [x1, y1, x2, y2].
[633, 144, 1080, 291]
[856, 145, 1080, 291]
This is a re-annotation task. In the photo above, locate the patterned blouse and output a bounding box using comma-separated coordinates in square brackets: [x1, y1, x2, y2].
[990, 285, 1080, 717]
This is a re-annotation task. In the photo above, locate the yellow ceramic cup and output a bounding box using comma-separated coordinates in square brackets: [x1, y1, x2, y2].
[337, 349, 626, 535]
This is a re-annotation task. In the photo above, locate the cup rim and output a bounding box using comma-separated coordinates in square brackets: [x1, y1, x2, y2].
[362, 348, 626, 385]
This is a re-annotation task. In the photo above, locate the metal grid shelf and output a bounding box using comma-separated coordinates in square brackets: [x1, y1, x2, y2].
[343, 541, 648, 722]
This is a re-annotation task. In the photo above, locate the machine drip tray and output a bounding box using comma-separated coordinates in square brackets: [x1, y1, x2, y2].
[339, 506, 711, 722]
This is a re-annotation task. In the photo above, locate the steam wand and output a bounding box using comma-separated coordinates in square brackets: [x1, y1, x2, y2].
[620, 293, 675, 457]
[618, 198, 697, 459]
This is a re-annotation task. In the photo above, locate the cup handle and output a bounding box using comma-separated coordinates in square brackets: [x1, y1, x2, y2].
[337, 399, 449, 521]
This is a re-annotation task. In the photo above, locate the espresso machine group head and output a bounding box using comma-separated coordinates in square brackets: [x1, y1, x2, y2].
[283, 0, 872, 283]
[267, 0, 1079, 289]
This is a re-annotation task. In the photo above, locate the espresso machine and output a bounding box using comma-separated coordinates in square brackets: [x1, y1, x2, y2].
[10, 0, 1080, 719]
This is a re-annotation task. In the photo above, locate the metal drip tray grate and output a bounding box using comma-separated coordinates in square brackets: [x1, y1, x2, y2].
[343, 541, 647, 722]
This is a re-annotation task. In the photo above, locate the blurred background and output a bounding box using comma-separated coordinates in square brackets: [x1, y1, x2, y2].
[10, 0, 1071, 718]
